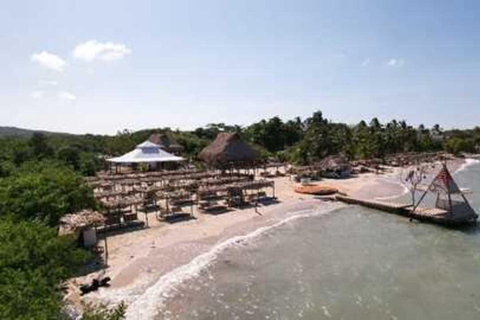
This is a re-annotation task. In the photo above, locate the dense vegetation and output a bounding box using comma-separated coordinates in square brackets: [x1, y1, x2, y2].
[2, 111, 479, 173]
[0, 110, 479, 318]
[0, 161, 97, 226]
[0, 146, 112, 317]
[242, 112, 479, 162]
[0, 219, 91, 319]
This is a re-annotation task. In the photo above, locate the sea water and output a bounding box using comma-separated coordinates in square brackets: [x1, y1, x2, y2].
[132, 160, 480, 319]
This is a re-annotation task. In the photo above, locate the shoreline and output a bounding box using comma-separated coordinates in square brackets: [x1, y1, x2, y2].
[72, 158, 471, 318]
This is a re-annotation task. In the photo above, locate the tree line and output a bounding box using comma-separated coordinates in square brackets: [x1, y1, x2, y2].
[2, 110, 479, 177]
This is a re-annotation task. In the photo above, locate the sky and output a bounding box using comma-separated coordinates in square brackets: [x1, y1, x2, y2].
[1, 0, 479, 135]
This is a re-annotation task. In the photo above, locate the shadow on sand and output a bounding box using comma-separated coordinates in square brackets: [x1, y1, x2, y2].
[160, 213, 197, 224]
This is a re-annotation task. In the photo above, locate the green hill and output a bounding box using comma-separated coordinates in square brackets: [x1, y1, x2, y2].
[0, 126, 71, 138]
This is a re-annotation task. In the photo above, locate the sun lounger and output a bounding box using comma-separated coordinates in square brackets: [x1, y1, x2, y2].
[124, 212, 138, 222]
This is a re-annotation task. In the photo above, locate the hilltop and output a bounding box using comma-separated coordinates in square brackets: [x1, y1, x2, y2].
[0, 126, 71, 138]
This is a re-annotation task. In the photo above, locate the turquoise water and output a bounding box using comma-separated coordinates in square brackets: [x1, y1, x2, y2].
[159, 161, 480, 320]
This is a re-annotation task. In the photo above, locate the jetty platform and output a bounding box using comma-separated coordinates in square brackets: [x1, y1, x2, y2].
[335, 195, 478, 227]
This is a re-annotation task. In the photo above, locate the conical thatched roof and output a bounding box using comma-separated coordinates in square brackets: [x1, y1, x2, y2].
[58, 210, 105, 235]
[198, 132, 258, 166]
[149, 133, 184, 153]
[319, 155, 351, 171]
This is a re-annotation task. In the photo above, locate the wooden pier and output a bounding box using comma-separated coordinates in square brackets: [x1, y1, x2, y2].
[335, 195, 477, 227]
[335, 195, 411, 213]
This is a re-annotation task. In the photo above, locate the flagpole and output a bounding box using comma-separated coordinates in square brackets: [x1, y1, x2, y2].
[447, 185, 453, 212]
[411, 182, 431, 214]
[411, 162, 440, 215]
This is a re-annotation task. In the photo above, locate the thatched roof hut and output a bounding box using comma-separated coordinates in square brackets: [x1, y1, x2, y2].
[58, 210, 105, 236]
[319, 155, 351, 178]
[149, 133, 184, 155]
[198, 132, 258, 168]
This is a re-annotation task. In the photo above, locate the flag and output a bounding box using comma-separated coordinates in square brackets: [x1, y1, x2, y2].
[429, 164, 461, 194]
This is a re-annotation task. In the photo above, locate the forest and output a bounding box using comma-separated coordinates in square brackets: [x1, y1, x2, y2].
[2, 110, 479, 178]
[0, 110, 479, 319]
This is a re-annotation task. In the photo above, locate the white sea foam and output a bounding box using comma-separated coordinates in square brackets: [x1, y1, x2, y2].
[121, 202, 345, 319]
[374, 181, 410, 201]
[455, 158, 480, 175]
[374, 158, 480, 202]
[373, 175, 410, 201]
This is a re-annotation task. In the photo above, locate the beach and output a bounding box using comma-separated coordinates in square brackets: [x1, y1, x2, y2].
[72, 167, 402, 303]
[72, 159, 471, 319]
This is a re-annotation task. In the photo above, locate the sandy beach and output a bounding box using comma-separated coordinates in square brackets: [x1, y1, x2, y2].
[71, 159, 467, 317]
[70, 167, 399, 302]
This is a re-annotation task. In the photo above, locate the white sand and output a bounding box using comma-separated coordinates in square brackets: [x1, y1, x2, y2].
[69, 167, 409, 314]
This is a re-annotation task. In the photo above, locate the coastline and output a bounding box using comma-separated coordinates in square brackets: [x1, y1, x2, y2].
[73, 159, 470, 318]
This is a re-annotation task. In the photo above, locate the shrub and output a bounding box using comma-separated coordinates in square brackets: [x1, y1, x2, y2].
[0, 219, 91, 319]
[0, 161, 97, 226]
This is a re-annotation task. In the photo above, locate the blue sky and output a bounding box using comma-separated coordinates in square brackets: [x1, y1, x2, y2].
[1, 0, 479, 134]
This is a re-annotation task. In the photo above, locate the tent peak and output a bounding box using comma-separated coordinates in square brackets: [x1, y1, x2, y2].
[137, 140, 160, 149]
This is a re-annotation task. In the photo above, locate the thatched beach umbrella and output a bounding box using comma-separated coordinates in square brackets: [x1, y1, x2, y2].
[319, 155, 351, 178]
[198, 132, 259, 168]
[149, 133, 184, 155]
[58, 210, 105, 236]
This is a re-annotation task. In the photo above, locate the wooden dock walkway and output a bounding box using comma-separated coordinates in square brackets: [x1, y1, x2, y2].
[335, 195, 411, 214]
[335, 195, 477, 227]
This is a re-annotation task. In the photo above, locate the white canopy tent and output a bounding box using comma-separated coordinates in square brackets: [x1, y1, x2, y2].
[108, 141, 185, 164]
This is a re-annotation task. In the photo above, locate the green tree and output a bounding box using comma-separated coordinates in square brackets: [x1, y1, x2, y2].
[284, 117, 304, 146]
[79, 152, 103, 176]
[12, 142, 33, 166]
[0, 160, 15, 178]
[0, 219, 91, 319]
[0, 161, 97, 226]
[82, 303, 126, 320]
[30, 133, 54, 159]
[57, 146, 81, 170]
[290, 111, 333, 163]
[444, 137, 475, 155]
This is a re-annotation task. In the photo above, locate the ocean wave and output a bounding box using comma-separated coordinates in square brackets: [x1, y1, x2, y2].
[375, 159, 480, 202]
[373, 176, 410, 201]
[374, 184, 409, 201]
[455, 158, 480, 175]
[122, 202, 346, 319]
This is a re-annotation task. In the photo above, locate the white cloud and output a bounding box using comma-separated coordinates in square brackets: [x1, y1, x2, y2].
[386, 58, 405, 67]
[32, 91, 44, 100]
[31, 51, 66, 72]
[361, 58, 370, 67]
[73, 40, 132, 62]
[58, 91, 77, 102]
[37, 80, 58, 87]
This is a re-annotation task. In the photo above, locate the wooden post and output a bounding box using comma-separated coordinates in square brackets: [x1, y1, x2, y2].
[461, 193, 473, 210]
[104, 232, 109, 267]
[448, 190, 453, 213]
[166, 196, 170, 215]
[411, 188, 428, 215]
